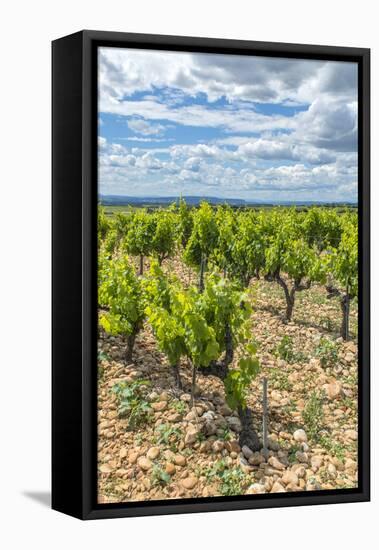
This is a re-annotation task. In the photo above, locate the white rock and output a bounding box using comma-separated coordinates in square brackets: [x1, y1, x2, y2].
[293, 429, 308, 443]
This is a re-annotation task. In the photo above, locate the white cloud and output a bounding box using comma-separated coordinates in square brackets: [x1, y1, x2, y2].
[98, 48, 358, 202]
[99, 48, 357, 105]
[127, 118, 166, 136]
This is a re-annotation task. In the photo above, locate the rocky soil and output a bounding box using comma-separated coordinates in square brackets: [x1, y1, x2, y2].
[97, 257, 358, 503]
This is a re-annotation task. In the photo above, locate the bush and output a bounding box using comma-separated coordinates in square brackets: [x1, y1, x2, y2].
[315, 337, 339, 368]
[302, 390, 325, 441]
[112, 380, 152, 430]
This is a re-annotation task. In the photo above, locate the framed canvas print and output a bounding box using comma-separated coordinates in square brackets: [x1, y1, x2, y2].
[52, 30, 370, 520]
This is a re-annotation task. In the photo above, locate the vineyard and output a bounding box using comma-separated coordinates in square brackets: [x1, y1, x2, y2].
[97, 200, 358, 503]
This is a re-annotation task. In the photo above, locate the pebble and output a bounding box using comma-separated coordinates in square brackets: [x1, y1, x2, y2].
[242, 445, 254, 460]
[267, 437, 280, 451]
[248, 452, 264, 466]
[119, 447, 128, 459]
[147, 447, 160, 460]
[345, 458, 357, 471]
[295, 451, 309, 464]
[306, 480, 322, 491]
[310, 455, 323, 471]
[246, 483, 265, 495]
[268, 456, 285, 470]
[151, 401, 167, 412]
[226, 416, 242, 432]
[219, 404, 233, 416]
[327, 463, 337, 478]
[325, 381, 343, 400]
[165, 462, 176, 475]
[137, 457, 152, 471]
[345, 429, 358, 441]
[99, 463, 113, 473]
[292, 465, 306, 478]
[184, 411, 197, 422]
[281, 470, 299, 486]
[225, 440, 241, 453]
[271, 481, 286, 493]
[181, 476, 198, 489]
[184, 425, 201, 446]
[212, 440, 224, 452]
[173, 454, 187, 466]
[128, 452, 139, 464]
[293, 429, 308, 443]
[199, 440, 211, 453]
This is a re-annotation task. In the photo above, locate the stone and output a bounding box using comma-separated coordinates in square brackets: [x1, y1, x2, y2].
[203, 420, 218, 436]
[246, 483, 265, 495]
[345, 458, 357, 471]
[293, 429, 308, 443]
[167, 413, 182, 422]
[281, 470, 299, 486]
[184, 425, 201, 446]
[271, 481, 286, 493]
[165, 462, 176, 475]
[327, 463, 337, 478]
[173, 454, 187, 467]
[225, 440, 241, 453]
[151, 401, 167, 412]
[268, 456, 285, 470]
[292, 465, 306, 478]
[212, 440, 224, 453]
[146, 447, 160, 460]
[199, 440, 211, 453]
[330, 457, 345, 471]
[248, 452, 264, 466]
[137, 457, 152, 471]
[119, 447, 128, 459]
[310, 455, 323, 471]
[267, 437, 280, 451]
[242, 445, 254, 460]
[226, 416, 242, 432]
[142, 478, 151, 490]
[181, 476, 198, 489]
[159, 391, 170, 401]
[306, 480, 322, 491]
[99, 463, 113, 473]
[325, 381, 343, 400]
[345, 429, 358, 441]
[128, 451, 139, 464]
[295, 451, 309, 464]
[219, 404, 233, 416]
[202, 411, 216, 422]
[163, 449, 175, 461]
[180, 393, 192, 402]
[184, 410, 197, 422]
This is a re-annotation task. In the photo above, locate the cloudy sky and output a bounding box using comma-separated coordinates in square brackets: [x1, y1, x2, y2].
[98, 47, 358, 202]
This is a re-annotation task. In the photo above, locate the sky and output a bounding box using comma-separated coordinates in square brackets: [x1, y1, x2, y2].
[98, 47, 358, 202]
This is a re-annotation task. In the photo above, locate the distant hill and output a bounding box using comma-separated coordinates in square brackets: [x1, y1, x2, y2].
[99, 195, 357, 208]
[99, 195, 246, 206]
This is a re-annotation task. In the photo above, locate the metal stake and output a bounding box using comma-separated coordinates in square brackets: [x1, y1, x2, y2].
[262, 377, 269, 459]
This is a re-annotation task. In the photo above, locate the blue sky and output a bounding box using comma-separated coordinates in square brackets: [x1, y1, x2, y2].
[98, 48, 358, 202]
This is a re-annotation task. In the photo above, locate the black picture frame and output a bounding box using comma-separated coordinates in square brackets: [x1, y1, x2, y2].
[52, 30, 370, 520]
